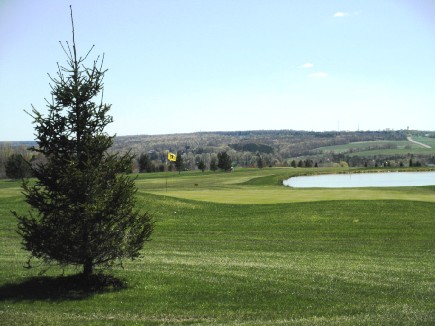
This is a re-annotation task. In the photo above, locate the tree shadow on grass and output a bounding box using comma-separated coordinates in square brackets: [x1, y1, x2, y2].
[0, 273, 127, 302]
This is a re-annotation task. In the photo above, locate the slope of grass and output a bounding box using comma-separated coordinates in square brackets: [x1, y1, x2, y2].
[412, 135, 435, 148]
[0, 170, 434, 325]
[314, 139, 435, 156]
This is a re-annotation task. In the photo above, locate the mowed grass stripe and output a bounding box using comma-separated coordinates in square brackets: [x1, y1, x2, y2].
[144, 187, 435, 204]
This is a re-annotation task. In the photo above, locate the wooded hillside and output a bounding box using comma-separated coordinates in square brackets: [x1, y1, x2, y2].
[3, 129, 435, 177]
[111, 129, 419, 171]
[113, 129, 406, 156]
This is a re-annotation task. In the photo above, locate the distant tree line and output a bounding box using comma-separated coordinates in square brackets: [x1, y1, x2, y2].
[290, 159, 318, 168]
[136, 150, 234, 173]
[229, 142, 274, 154]
[107, 129, 410, 172]
[4, 129, 435, 178]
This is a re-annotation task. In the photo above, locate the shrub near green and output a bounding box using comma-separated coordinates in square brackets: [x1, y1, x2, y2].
[0, 169, 434, 325]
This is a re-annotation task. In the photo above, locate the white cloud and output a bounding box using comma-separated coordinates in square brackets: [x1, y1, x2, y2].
[301, 62, 314, 68]
[334, 12, 348, 17]
[308, 72, 328, 78]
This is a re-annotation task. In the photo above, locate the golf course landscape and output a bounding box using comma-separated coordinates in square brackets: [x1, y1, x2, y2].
[1, 167, 434, 325]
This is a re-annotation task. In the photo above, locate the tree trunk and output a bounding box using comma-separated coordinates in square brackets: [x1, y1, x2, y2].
[83, 259, 93, 277]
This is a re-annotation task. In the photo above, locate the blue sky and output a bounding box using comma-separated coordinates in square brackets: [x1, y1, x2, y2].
[1, 0, 435, 140]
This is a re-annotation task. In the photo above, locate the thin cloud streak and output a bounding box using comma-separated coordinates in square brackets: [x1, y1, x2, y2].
[301, 63, 314, 68]
[308, 72, 328, 78]
[334, 12, 348, 17]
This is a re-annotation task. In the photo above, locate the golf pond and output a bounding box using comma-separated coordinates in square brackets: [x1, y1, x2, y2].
[283, 171, 435, 188]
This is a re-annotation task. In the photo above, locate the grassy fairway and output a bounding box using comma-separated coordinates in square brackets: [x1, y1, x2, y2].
[0, 169, 434, 325]
[136, 167, 435, 204]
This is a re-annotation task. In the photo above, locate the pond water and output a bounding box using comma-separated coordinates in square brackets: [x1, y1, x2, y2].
[283, 171, 435, 188]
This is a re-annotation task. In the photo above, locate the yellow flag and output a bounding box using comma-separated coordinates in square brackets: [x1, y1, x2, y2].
[168, 152, 177, 162]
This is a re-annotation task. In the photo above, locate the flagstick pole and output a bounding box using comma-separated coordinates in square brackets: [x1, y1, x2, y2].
[165, 151, 176, 194]
[166, 152, 168, 193]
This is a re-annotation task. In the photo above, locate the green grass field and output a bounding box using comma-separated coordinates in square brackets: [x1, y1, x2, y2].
[412, 135, 435, 148]
[0, 168, 434, 325]
[313, 136, 435, 156]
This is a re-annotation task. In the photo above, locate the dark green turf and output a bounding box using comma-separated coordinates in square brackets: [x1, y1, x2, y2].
[0, 177, 434, 325]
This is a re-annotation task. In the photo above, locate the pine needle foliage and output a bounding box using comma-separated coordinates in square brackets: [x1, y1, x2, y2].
[14, 7, 153, 277]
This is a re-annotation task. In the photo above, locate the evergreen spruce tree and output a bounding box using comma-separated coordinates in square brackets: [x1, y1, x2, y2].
[175, 150, 184, 173]
[210, 156, 218, 172]
[138, 153, 153, 173]
[256, 154, 264, 169]
[197, 159, 206, 172]
[5, 154, 32, 179]
[217, 151, 232, 172]
[14, 8, 152, 277]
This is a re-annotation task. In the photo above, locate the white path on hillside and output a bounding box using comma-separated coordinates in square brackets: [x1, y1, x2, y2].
[407, 136, 431, 149]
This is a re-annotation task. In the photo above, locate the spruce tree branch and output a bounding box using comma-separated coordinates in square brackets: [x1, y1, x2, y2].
[99, 53, 105, 71]
[82, 45, 95, 62]
[70, 5, 78, 68]
[59, 41, 73, 62]
[100, 89, 105, 109]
